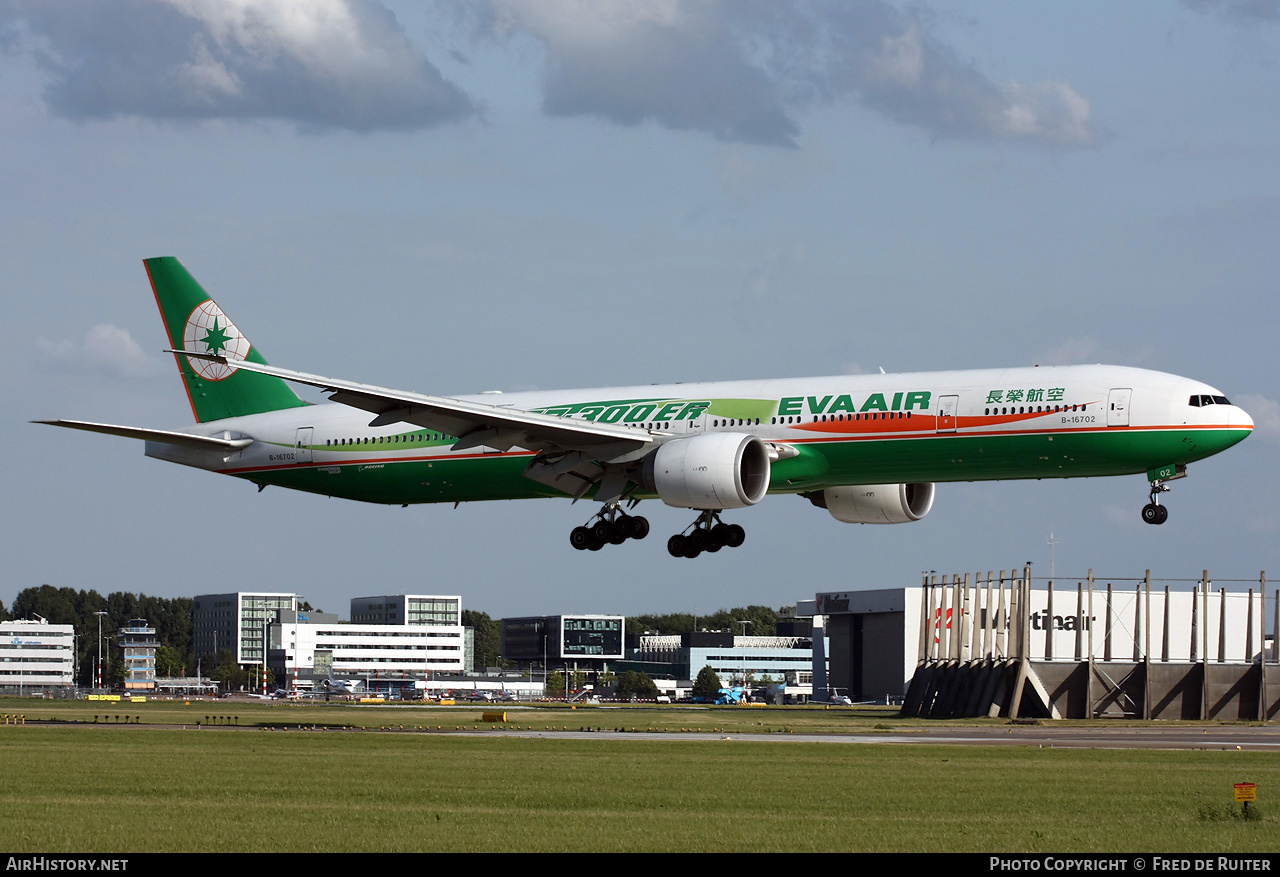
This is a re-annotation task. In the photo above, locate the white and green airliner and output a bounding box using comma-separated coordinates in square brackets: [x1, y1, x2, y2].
[39, 257, 1254, 558]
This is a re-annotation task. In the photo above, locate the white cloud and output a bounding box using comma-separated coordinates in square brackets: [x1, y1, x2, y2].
[999, 81, 1092, 145]
[36, 324, 165, 379]
[2, 0, 477, 131]
[470, 0, 1094, 148]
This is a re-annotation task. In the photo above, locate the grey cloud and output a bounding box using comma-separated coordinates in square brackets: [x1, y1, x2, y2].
[1183, 0, 1280, 22]
[1, 0, 477, 132]
[473, 0, 1093, 148]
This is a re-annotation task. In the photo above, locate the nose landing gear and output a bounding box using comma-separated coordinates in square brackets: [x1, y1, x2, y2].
[1141, 465, 1186, 525]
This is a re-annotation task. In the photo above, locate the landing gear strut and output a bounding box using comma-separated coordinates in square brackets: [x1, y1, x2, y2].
[667, 510, 745, 559]
[569, 503, 649, 551]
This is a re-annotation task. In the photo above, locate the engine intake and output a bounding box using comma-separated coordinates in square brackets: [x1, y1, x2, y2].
[640, 433, 771, 510]
[813, 483, 935, 524]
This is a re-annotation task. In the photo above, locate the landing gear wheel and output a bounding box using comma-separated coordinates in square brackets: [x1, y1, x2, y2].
[631, 516, 650, 540]
[667, 535, 687, 558]
[725, 524, 746, 547]
[1156, 504, 1168, 524]
[570, 526, 592, 550]
[1141, 503, 1168, 525]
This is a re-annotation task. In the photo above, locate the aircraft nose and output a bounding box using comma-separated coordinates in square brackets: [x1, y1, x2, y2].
[1234, 404, 1254, 431]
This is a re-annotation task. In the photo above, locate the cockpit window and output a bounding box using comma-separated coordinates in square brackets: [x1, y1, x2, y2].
[1189, 395, 1201, 407]
[1190, 394, 1232, 407]
[1213, 395, 1230, 405]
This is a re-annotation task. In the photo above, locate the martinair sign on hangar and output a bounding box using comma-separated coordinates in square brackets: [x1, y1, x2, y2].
[811, 586, 1267, 665]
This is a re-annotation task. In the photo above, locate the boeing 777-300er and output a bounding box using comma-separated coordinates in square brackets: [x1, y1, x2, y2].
[37, 258, 1254, 558]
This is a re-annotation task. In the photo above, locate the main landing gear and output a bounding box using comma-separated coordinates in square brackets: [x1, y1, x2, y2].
[569, 504, 650, 551]
[667, 510, 746, 559]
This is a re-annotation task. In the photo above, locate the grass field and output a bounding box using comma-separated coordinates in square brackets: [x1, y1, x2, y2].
[0, 698, 1275, 853]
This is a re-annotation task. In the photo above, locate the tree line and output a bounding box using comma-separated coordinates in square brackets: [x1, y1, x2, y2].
[625, 604, 790, 637]
[5, 585, 196, 685]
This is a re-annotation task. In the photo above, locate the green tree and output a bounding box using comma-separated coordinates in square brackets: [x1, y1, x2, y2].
[616, 671, 659, 700]
[155, 646, 183, 678]
[545, 671, 566, 697]
[211, 649, 247, 692]
[462, 610, 502, 669]
[692, 665, 722, 701]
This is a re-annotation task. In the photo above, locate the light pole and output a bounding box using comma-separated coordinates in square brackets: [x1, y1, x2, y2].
[93, 611, 108, 691]
[736, 619, 749, 693]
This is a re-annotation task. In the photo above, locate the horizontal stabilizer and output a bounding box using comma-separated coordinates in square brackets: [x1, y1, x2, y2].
[33, 419, 253, 451]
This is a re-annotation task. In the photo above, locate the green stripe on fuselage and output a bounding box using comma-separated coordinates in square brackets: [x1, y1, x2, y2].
[232, 427, 1250, 506]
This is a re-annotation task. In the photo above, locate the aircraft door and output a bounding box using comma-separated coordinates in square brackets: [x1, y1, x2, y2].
[1107, 388, 1132, 427]
[295, 427, 313, 463]
[673, 410, 705, 436]
[936, 395, 959, 433]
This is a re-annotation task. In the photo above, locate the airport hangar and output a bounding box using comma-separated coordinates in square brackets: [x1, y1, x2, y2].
[806, 569, 1277, 720]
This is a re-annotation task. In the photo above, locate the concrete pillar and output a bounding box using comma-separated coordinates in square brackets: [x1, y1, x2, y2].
[950, 575, 963, 661]
[1087, 571, 1095, 718]
[1075, 582, 1085, 662]
[1190, 579, 1200, 662]
[1246, 589, 1255, 663]
[1201, 571, 1210, 721]
[811, 614, 827, 699]
[917, 576, 931, 665]
[1104, 582, 1114, 662]
[1218, 586, 1227, 664]
[1162, 585, 1171, 663]
[936, 573, 947, 655]
[1132, 583, 1142, 663]
[1046, 579, 1054, 661]
[996, 571, 1008, 659]
[1143, 571, 1151, 720]
[983, 572, 995, 660]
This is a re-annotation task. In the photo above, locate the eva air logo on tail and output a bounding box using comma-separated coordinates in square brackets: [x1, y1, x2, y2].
[183, 300, 250, 381]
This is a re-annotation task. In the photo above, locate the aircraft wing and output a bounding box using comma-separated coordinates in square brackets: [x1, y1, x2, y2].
[168, 351, 654, 456]
[33, 419, 254, 451]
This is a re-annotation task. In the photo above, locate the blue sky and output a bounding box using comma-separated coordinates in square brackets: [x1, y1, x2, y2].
[2, 0, 1276, 619]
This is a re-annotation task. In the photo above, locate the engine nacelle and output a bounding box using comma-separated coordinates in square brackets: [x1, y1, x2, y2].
[814, 483, 935, 524]
[640, 433, 771, 510]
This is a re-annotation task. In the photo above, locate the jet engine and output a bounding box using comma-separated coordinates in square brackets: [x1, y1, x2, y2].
[639, 432, 771, 510]
[810, 483, 935, 524]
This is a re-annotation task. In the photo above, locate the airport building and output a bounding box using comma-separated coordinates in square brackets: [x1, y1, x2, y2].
[631, 629, 829, 694]
[0, 619, 75, 694]
[502, 615, 625, 672]
[117, 618, 158, 692]
[269, 600, 466, 694]
[193, 592, 298, 666]
[350, 595, 461, 627]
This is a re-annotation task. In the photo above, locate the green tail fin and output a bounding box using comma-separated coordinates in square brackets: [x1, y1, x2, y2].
[145, 257, 309, 423]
